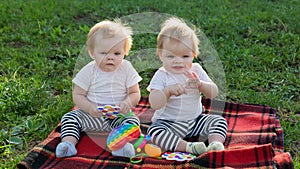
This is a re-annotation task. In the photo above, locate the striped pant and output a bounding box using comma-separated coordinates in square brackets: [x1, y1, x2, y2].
[147, 114, 228, 151]
[60, 109, 140, 141]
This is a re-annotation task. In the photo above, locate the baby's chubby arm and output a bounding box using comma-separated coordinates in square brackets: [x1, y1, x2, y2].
[149, 83, 186, 110]
[118, 83, 141, 114]
[185, 71, 218, 98]
[72, 84, 100, 117]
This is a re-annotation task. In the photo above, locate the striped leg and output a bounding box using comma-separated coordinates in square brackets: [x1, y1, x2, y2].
[147, 120, 192, 151]
[60, 109, 84, 141]
[109, 114, 140, 129]
[187, 114, 228, 142]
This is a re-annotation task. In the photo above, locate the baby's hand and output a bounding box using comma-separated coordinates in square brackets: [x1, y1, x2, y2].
[89, 106, 102, 118]
[118, 101, 131, 114]
[185, 71, 201, 89]
[166, 83, 187, 96]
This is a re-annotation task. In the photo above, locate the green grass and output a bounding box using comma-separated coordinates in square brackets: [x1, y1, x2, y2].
[1, 0, 299, 168]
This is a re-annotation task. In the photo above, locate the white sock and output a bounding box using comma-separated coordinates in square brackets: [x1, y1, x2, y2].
[56, 141, 77, 158]
[112, 143, 135, 158]
[185, 142, 207, 155]
[207, 142, 224, 151]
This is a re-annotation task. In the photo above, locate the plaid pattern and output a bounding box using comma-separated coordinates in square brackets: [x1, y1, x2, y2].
[17, 97, 294, 169]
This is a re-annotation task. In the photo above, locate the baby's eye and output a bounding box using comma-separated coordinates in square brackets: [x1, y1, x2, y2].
[166, 55, 174, 58]
[114, 52, 121, 55]
[182, 55, 190, 58]
[100, 52, 107, 55]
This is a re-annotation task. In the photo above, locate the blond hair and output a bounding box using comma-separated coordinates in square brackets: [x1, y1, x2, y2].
[157, 17, 199, 57]
[87, 19, 133, 55]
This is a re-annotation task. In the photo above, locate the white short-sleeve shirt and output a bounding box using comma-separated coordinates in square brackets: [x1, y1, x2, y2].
[73, 60, 142, 105]
[147, 63, 212, 122]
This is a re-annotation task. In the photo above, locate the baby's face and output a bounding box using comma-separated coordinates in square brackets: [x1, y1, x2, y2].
[90, 35, 125, 72]
[159, 39, 194, 74]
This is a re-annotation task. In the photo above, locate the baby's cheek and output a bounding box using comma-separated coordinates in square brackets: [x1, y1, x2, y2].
[185, 62, 193, 70]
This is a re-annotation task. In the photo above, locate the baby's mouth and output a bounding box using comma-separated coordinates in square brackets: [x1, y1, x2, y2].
[173, 66, 184, 69]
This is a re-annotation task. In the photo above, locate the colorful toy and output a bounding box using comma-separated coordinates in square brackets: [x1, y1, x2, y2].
[106, 124, 163, 164]
[129, 134, 163, 163]
[133, 134, 150, 153]
[105, 111, 163, 163]
[107, 123, 141, 151]
[132, 134, 161, 158]
[162, 152, 196, 161]
[107, 123, 195, 162]
[144, 143, 162, 158]
[98, 105, 120, 119]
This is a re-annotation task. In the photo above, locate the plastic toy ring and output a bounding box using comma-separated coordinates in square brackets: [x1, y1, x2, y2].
[130, 153, 145, 164]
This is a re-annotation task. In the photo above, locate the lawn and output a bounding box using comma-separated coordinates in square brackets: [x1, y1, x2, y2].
[0, 0, 299, 168]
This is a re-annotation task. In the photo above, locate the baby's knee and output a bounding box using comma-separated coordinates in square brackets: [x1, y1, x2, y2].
[61, 111, 77, 122]
[218, 116, 228, 128]
[213, 115, 227, 127]
[147, 125, 167, 137]
[60, 110, 84, 127]
[122, 115, 140, 125]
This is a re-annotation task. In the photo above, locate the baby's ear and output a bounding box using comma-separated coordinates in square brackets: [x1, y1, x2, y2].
[88, 49, 95, 59]
[157, 49, 163, 60]
[192, 52, 197, 58]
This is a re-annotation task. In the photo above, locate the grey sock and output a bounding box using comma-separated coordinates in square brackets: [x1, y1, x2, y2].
[111, 142, 135, 158]
[56, 141, 77, 158]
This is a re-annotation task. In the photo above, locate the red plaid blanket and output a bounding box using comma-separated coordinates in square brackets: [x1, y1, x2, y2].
[17, 97, 293, 169]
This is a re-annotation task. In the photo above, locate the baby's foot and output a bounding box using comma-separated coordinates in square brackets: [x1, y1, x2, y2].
[207, 142, 224, 151]
[56, 141, 77, 158]
[186, 142, 207, 155]
[112, 143, 135, 158]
